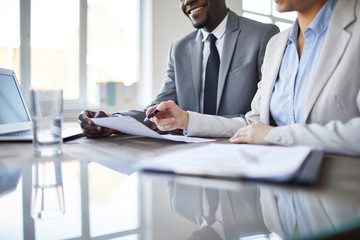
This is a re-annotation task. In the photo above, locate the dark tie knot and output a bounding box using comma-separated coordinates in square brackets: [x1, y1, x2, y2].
[208, 34, 217, 46]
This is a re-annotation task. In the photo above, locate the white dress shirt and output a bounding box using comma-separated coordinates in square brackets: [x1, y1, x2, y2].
[199, 14, 229, 113]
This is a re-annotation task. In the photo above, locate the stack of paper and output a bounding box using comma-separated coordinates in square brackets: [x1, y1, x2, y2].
[91, 116, 317, 183]
[139, 144, 312, 182]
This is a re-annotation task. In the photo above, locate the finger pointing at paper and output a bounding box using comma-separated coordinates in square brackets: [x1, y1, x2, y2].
[146, 100, 189, 132]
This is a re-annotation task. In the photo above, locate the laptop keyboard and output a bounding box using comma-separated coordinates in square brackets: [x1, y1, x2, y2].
[0, 129, 31, 137]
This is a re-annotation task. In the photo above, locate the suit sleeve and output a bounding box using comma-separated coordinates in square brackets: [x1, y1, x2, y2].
[186, 78, 264, 137]
[113, 42, 178, 125]
[265, 90, 360, 156]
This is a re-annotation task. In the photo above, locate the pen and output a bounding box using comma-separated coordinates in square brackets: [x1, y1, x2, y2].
[143, 109, 159, 122]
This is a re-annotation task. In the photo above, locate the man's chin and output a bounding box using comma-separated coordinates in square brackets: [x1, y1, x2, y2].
[188, 13, 211, 29]
[192, 22, 206, 29]
[191, 19, 211, 29]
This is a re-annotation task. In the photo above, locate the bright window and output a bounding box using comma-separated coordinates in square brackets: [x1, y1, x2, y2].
[0, 0, 20, 80]
[242, 0, 297, 31]
[87, 0, 139, 106]
[31, 0, 80, 100]
[0, 0, 139, 109]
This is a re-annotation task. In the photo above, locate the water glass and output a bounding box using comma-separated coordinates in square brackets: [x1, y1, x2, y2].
[30, 89, 63, 156]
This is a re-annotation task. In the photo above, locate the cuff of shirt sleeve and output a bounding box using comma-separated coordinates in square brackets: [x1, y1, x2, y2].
[182, 111, 193, 136]
[185, 111, 203, 137]
[265, 126, 295, 146]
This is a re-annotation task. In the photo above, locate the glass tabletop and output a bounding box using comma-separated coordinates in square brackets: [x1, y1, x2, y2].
[0, 157, 359, 240]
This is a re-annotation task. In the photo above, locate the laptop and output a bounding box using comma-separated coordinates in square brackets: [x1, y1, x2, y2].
[0, 68, 84, 142]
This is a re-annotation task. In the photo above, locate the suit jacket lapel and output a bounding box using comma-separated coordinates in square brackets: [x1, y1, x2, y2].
[217, 10, 241, 111]
[304, 0, 356, 121]
[190, 30, 204, 111]
[260, 30, 290, 124]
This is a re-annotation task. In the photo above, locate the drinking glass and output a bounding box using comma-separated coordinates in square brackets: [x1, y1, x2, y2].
[30, 89, 63, 156]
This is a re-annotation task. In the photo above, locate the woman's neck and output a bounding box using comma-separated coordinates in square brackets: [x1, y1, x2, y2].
[297, 0, 328, 35]
[296, 0, 328, 58]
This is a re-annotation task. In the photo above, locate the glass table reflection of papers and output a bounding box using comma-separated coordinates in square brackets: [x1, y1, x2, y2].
[0, 135, 359, 240]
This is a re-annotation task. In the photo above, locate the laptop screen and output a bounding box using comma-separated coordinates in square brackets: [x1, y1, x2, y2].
[0, 72, 30, 125]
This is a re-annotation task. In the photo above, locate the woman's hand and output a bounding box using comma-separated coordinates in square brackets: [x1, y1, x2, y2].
[229, 122, 273, 145]
[146, 100, 189, 132]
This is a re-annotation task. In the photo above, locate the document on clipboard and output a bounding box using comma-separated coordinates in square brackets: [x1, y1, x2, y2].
[139, 143, 324, 184]
[91, 116, 215, 143]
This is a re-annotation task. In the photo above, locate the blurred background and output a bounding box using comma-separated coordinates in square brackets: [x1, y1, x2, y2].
[0, 0, 296, 121]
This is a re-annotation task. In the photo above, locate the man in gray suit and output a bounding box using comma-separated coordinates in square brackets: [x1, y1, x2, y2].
[79, 0, 279, 137]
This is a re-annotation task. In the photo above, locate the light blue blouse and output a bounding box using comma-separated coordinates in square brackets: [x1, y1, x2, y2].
[270, 0, 337, 126]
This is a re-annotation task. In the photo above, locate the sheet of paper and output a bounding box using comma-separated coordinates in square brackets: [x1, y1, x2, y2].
[91, 116, 215, 143]
[139, 143, 312, 181]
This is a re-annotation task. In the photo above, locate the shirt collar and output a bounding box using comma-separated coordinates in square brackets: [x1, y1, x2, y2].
[308, 0, 337, 35]
[288, 0, 338, 44]
[288, 21, 299, 44]
[201, 13, 229, 42]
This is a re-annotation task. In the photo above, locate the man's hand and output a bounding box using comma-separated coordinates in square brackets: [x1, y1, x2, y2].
[145, 100, 189, 132]
[229, 122, 273, 145]
[78, 110, 115, 138]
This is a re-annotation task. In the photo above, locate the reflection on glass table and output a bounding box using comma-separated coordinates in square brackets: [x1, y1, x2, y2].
[1, 156, 360, 240]
[0, 166, 24, 239]
[167, 180, 360, 240]
[31, 160, 65, 220]
[0, 167, 22, 197]
[0, 160, 139, 240]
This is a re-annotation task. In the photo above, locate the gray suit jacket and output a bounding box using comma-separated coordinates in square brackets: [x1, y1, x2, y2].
[187, 0, 360, 156]
[119, 10, 279, 123]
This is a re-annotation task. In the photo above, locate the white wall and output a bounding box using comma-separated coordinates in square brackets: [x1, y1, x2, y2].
[149, 0, 242, 101]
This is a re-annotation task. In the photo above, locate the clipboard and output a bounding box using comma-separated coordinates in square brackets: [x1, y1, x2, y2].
[140, 144, 325, 186]
[288, 150, 324, 185]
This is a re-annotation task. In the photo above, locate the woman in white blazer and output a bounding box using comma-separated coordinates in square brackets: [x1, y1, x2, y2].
[147, 0, 360, 156]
